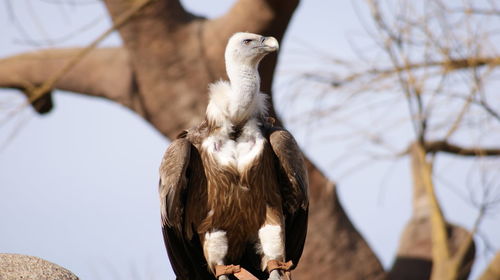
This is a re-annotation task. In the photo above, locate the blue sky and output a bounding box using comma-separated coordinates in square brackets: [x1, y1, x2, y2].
[0, 1, 499, 279]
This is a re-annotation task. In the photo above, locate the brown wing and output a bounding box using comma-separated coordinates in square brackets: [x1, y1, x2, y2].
[159, 138, 191, 231]
[269, 128, 309, 269]
[159, 137, 214, 280]
[269, 129, 309, 212]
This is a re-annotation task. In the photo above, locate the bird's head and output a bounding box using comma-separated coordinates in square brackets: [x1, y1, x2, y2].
[225, 32, 279, 69]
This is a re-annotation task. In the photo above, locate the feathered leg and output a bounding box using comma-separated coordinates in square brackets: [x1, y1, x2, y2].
[258, 207, 286, 280]
[203, 230, 229, 280]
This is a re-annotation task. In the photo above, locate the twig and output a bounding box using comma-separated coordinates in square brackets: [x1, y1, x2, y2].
[24, 0, 153, 106]
[424, 141, 500, 156]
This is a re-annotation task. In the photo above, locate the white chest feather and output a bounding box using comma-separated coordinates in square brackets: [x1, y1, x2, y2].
[202, 121, 265, 173]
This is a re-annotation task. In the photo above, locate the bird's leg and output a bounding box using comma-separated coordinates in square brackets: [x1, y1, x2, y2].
[203, 230, 229, 279]
[258, 221, 286, 280]
[268, 270, 282, 280]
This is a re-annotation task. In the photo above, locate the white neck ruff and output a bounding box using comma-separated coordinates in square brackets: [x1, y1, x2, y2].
[206, 80, 268, 127]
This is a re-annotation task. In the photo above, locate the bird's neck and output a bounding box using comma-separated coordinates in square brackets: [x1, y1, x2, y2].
[227, 63, 260, 124]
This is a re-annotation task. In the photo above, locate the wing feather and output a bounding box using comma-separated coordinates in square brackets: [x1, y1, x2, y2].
[268, 128, 309, 268]
[159, 137, 214, 280]
[159, 138, 191, 231]
[269, 129, 309, 212]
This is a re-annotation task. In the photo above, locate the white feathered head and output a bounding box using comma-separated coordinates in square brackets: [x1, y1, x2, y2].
[224, 32, 279, 68]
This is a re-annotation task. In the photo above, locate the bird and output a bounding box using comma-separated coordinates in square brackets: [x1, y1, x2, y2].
[159, 32, 308, 280]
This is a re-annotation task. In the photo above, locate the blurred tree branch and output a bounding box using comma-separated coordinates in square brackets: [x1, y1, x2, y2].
[424, 141, 500, 157]
[0, 47, 133, 113]
[300, 0, 500, 279]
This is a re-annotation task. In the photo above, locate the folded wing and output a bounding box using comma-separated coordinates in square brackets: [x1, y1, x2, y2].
[269, 128, 309, 268]
[159, 137, 213, 280]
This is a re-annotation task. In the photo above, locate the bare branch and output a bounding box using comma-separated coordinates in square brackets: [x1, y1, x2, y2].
[104, 0, 190, 23]
[424, 141, 500, 157]
[451, 205, 485, 279]
[390, 142, 475, 280]
[0, 0, 152, 116]
[443, 85, 478, 140]
[15, 15, 105, 47]
[39, 0, 102, 5]
[453, 8, 500, 16]
[103, 0, 195, 55]
[24, 0, 152, 106]
[410, 143, 451, 280]
[0, 47, 134, 110]
[327, 56, 500, 88]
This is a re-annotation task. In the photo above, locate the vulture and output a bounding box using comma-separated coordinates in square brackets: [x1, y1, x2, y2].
[159, 32, 309, 280]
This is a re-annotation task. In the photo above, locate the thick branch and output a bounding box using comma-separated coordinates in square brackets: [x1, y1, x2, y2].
[412, 143, 451, 279]
[104, 0, 191, 26]
[0, 47, 137, 109]
[449, 206, 484, 280]
[210, 0, 300, 43]
[424, 141, 500, 157]
[1, 0, 154, 115]
[389, 143, 475, 280]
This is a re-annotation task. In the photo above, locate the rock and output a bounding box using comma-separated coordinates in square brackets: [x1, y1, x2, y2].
[0, 254, 78, 280]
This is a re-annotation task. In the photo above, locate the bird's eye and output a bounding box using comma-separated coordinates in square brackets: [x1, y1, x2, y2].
[242, 39, 253, 45]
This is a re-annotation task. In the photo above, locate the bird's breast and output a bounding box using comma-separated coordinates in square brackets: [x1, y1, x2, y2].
[202, 134, 265, 174]
[197, 131, 282, 258]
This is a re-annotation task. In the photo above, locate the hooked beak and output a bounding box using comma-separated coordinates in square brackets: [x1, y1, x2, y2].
[259, 36, 279, 52]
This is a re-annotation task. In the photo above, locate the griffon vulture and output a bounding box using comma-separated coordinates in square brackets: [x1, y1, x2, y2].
[159, 32, 308, 280]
